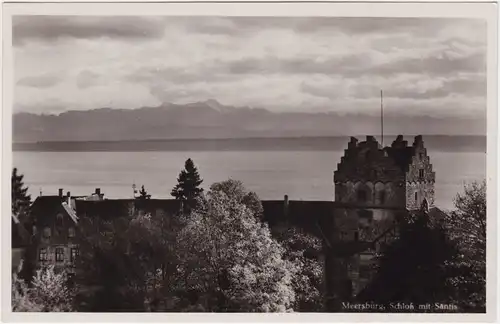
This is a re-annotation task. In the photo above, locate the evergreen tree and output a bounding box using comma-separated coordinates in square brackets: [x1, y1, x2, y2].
[171, 159, 204, 207]
[12, 168, 31, 218]
[137, 185, 151, 200]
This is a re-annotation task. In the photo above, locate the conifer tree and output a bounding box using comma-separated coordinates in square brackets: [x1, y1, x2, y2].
[171, 158, 204, 206]
[12, 168, 31, 218]
[137, 185, 151, 200]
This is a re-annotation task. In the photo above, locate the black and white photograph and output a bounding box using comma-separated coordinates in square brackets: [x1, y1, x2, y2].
[3, 2, 497, 320]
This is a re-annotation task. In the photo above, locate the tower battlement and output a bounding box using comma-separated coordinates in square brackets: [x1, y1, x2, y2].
[334, 135, 435, 210]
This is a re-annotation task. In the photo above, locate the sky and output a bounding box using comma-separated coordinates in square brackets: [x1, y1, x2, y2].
[13, 16, 487, 118]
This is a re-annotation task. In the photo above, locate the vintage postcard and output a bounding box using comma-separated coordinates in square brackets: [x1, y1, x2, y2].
[1, 1, 497, 322]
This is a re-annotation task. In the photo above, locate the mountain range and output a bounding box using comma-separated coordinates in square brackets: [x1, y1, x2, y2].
[13, 99, 486, 143]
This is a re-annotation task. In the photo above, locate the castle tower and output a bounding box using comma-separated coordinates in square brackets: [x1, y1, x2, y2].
[334, 135, 435, 210]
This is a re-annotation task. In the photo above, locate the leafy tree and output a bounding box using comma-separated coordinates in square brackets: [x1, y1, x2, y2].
[210, 179, 264, 219]
[173, 182, 296, 312]
[74, 207, 183, 312]
[137, 185, 151, 200]
[171, 158, 204, 209]
[445, 180, 486, 312]
[12, 168, 31, 219]
[273, 226, 324, 312]
[74, 212, 153, 311]
[12, 264, 74, 312]
[357, 210, 468, 311]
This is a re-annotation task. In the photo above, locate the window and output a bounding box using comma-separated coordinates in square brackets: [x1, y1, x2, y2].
[43, 227, 51, 238]
[415, 192, 418, 202]
[67, 273, 76, 287]
[358, 190, 367, 202]
[419, 153, 424, 160]
[354, 231, 359, 241]
[38, 248, 48, 261]
[55, 247, 64, 262]
[68, 227, 76, 238]
[419, 169, 425, 179]
[56, 214, 63, 227]
[70, 248, 79, 262]
[379, 191, 386, 204]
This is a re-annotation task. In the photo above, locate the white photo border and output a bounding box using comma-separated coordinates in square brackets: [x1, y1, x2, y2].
[1, 1, 497, 323]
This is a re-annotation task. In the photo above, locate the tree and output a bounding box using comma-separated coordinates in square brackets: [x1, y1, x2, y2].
[12, 168, 31, 219]
[273, 226, 324, 312]
[445, 180, 486, 312]
[74, 207, 183, 312]
[12, 264, 74, 312]
[210, 179, 264, 219]
[171, 159, 204, 210]
[74, 212, 154, 312]
[173, 181, 296, 312]
[137, 185, 151, 200]
[357, 209, 467, 311]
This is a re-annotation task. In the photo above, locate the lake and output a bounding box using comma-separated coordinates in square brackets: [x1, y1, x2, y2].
[13, 150, 486, 211]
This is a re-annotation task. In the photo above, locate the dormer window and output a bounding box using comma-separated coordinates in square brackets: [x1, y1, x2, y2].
[43, 227, 51, 238]
[68, 227, 76, 238]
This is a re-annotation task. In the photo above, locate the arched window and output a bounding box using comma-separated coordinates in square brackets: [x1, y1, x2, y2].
[379, 191, 386, 204]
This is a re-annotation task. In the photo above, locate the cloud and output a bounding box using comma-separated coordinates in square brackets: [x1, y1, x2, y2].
[13, 16, 166, 45]
[76, 70, 102, 89]
[13, 16, 488, 121]
[17, 73, 62, 88]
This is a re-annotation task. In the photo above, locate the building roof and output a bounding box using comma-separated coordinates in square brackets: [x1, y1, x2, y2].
[75, 199, 135, 220]
[384, 135, 419, 173]
[335, 135, 426, 181]
[262, 199, 408, 238]
[75, 198, 183, 220]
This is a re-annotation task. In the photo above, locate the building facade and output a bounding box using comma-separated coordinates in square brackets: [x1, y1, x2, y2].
[334, 135, 436, 210]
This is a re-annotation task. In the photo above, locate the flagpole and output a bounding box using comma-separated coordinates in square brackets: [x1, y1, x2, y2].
[381, 90, 384, 147]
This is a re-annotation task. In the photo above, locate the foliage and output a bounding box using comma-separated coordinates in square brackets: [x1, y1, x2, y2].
[12, 168, 31, 219]
[174, 182, 296, 312]
[273, 226, 324, 311]
[137, 185, 151, 200]
[357, 210, 468, 311]
[445, 180, 486, 312]
[210, 179, 264, 219]
[171, 158, 204, 209]
[74, 206, 184, 312]
[74, 211, 151, 311]
[12, 265, 74, 312]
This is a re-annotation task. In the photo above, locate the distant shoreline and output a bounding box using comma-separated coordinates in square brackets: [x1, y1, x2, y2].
[13, 135, 487, 153]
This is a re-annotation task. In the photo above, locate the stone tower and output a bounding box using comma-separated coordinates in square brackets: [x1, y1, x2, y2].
[334, 135, 435, 210]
